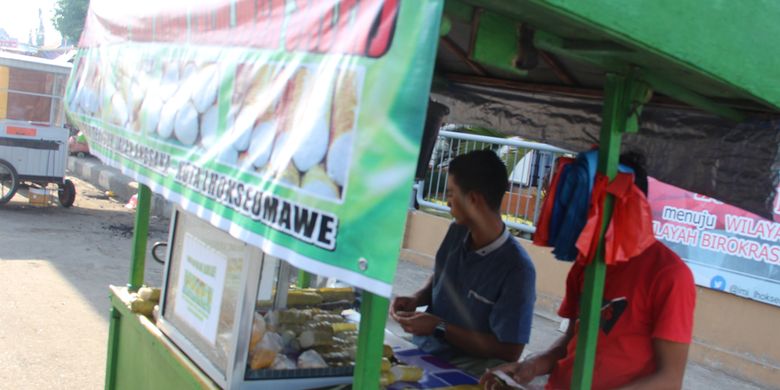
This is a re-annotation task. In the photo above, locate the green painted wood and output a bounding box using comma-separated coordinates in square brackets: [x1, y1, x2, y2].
[440, 15, 452, 36]
[642, 72, 745, 122]
[444, 0, 474, 23]
[572, 252, 606, 389]
[297, 270, 312, 288]
[107, 288, 219, 390]
[128, 185, 152, 292]
[471, 10, 527, 76]
[353, 292, 390, 390]
[537, 0, 780, 109]
[105, 306, 121, 389]
[457, 0, 780, 111]
[533, 30, 745, 121]
[572, 72, 645, 389]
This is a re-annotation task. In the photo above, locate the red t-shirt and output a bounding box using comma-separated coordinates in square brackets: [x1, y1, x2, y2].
[547, 241, 696, 390]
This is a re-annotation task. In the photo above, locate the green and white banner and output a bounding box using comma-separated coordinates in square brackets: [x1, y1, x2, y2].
[65, 0, 443, 296]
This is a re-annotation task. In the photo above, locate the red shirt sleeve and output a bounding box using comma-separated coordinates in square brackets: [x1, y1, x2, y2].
[558, 262, 585, 319]
[650, 261, 697, 343]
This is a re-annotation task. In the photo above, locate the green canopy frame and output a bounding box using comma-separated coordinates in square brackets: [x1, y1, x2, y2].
[114, 1, 780, 389]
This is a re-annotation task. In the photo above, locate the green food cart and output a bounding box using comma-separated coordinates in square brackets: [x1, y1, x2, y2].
[65, 0, 780, 389]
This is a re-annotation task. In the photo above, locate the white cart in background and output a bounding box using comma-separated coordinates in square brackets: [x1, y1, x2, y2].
[0, 52, 75, 207]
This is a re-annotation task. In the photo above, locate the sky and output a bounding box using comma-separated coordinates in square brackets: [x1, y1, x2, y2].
[0, 0, 63, 47]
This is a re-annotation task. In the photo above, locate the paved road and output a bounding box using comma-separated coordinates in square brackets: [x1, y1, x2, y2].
[0, 176, 168, 389]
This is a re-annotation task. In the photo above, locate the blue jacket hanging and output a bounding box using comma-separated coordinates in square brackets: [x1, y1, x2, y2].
[549, 153, 592, 261]
[543, 150, 633, 261]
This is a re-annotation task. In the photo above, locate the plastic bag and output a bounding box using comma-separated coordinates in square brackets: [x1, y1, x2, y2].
[249, 332, 284, 370]
[271, 354, 297, 370]
[297, 349, 328, 369]
[258, 332, 284, 353]
[249, 313, 267, 352]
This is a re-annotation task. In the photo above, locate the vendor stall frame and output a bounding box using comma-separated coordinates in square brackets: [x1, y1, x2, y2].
[71, 0, 780, 389]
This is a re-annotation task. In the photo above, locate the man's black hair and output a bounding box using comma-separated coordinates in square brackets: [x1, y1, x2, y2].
[620, 151, 648, 196]
[448, 149, 509, 212]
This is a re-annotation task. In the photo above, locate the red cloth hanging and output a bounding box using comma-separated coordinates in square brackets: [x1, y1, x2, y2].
[533, 157, 575, 246]
[575, 172, 656, 265]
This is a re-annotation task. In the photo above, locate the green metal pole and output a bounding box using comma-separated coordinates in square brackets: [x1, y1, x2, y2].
[297, 270, 312, 288]
[105, 306, 121, 390]
[570, 73, 630, 389]
[353, 292, 390, 390]
[128, 184, 152, 292]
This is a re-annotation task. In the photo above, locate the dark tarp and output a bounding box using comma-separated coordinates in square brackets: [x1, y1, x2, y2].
[432, 82, 780, 219]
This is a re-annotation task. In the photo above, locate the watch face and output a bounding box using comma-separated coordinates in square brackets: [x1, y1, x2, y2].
[434, 321, 446, 338]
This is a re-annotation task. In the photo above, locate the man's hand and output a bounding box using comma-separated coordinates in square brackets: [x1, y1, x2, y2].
[479, 371, 515, 390]
[389, 296, 418, 321]
[394, 312, 441, 336]
[480, 360, 538, 389]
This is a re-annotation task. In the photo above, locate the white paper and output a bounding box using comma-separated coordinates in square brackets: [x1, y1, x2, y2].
[493, 370, 527, 389]
[173, 233, 227, 345]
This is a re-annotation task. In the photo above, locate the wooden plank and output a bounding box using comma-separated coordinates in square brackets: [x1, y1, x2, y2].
[539, 50, 578, 86]
[440, 37, 488, 76]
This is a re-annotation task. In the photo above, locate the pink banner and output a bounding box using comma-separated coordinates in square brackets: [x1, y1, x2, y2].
[648, 177, 780, 306]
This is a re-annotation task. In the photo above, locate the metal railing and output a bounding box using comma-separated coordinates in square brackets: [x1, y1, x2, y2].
[414, 130, 571, 234]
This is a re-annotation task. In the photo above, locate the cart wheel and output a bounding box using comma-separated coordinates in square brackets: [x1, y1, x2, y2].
[0, 159, 19, 205]
[58, 179, 76, 208]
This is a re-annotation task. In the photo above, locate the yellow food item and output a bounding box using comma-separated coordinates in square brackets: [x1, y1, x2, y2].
[316, 287, 356, 303]
[301, 308, 330, 315]
[313, 345, 342, 354]
[313, 313, 347, 324]
[332, 322, 357, 333]
[321, 351, 351, 363]
[286, 290, 324, 306]
[278, 324, 305, 335]
[390, 365, 424, 382]
[301, 165, 340, 199]
[382, 344, 394, 359]
[274, 309, 313, 324]
[380, 372, 395, 387]
[277, 163, 301, 187]
[381, 357, 392, 372]
[304, 321, 334, 331]
[249, 313, 267, 352]
[138, 287, 161, 302]
[331, 71, 358, 137]
[250, 349, 277, 370]
[298, 329, 334, 349]
[130, 298, 155, 316]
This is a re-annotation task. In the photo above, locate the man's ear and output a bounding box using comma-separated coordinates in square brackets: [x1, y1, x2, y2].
[467, 191, 483, 207]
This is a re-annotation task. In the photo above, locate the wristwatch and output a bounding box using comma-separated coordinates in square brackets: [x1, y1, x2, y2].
[434, 320, 447, 338]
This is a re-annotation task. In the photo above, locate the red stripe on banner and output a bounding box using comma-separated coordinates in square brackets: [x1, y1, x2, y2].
[368, 0, 399, 57]
[79, 0, 400, 58]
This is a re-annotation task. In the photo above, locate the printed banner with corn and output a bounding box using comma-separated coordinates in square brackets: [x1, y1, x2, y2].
[64, 0, 444, 296]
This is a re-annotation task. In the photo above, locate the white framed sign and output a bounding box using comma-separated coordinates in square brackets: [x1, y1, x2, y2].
[173, 233, 228, 345]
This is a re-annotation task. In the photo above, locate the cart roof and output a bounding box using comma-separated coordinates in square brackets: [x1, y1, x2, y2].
[438, 0, 780, 118]
[0, 51, 72, 76]
[436, 0, 780, 217]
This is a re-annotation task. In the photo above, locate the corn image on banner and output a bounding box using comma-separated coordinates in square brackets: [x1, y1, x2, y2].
[64, 0, 444, 297]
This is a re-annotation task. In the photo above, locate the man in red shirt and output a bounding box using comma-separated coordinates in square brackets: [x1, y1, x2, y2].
[481, 156, 696, 389]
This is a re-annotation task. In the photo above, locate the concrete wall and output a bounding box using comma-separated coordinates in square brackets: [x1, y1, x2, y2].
[399, 210, 780, 388]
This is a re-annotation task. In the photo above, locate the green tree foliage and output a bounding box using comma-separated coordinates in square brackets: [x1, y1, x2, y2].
[52, 0, 89, 45]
